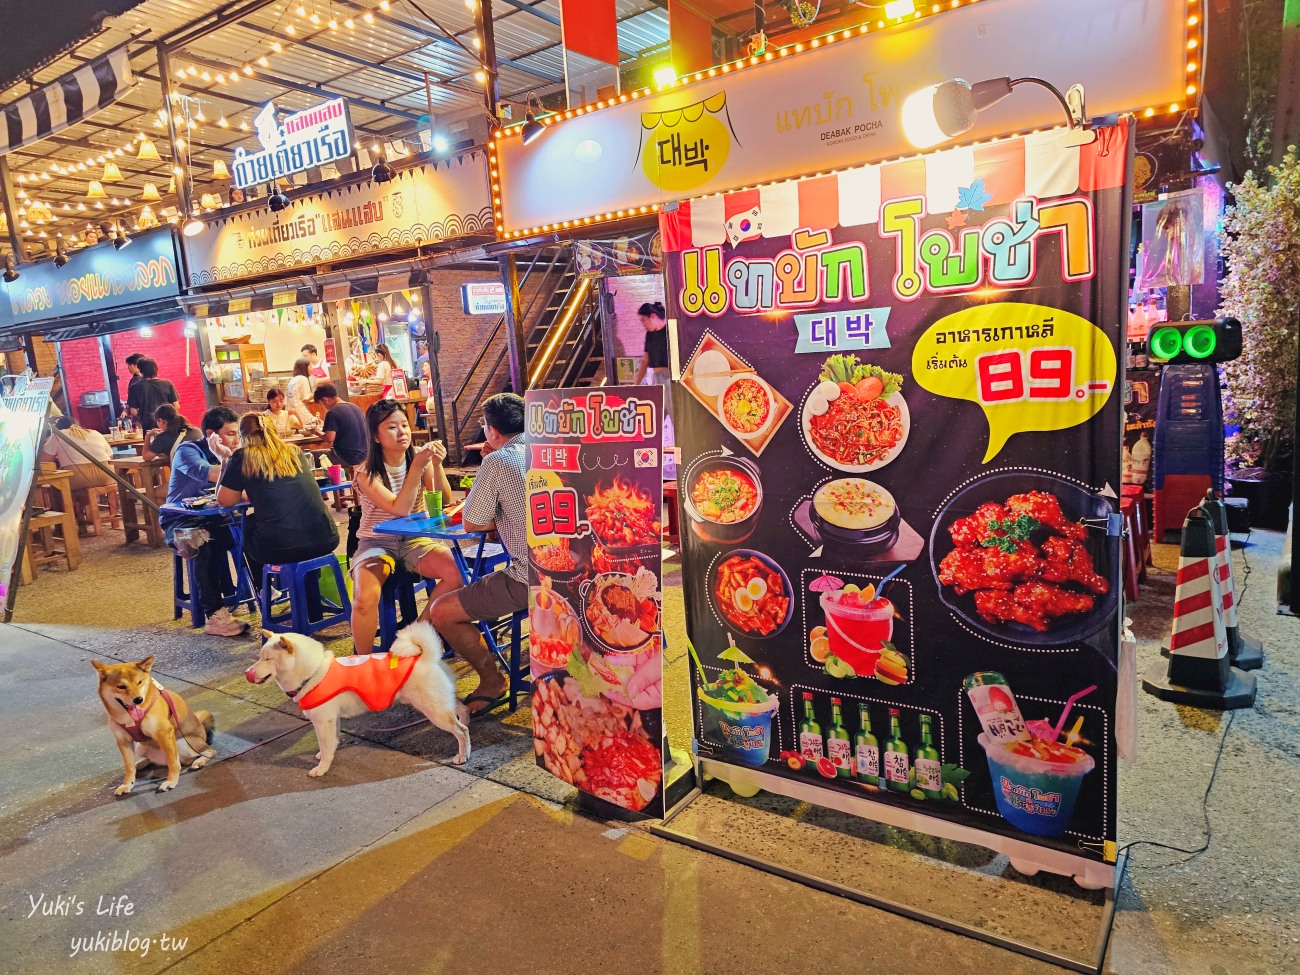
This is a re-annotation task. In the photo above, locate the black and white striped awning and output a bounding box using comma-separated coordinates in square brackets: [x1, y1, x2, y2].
[0, 45, 134, 156]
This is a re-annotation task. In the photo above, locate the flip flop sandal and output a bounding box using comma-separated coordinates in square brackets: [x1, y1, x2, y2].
[462, 693, 509, 721]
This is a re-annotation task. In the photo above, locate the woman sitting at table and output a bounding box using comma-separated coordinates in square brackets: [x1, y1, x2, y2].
[143, 404, 202, 462]
[217, 414, 339, 615]
[349, 399, 461, 654]
[263, 387, 303, 439]
[286, 357, 319, 432]
[42, 416, 114, 491]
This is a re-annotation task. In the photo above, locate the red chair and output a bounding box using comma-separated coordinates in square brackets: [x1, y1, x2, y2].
[1120, 496, 1141, 602]
[1153, 475, 1212, 542]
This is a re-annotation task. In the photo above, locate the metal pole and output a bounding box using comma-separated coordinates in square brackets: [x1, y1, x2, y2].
[500, 254, 526, 392]
[420, 281, 448, 446]
[155, 42, 195, 225]
[0, 156, 25, 261]
[424, 71, 437, 149]
[474, 0, 501, 115]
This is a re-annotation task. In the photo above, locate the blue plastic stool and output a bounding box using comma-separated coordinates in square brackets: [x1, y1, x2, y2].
[261, 554, 351, 636]
[173, 548, 255, 628]
[376, 568, 431, 652]
[478, 608, 529, 712]
[173, 550, 205, 628]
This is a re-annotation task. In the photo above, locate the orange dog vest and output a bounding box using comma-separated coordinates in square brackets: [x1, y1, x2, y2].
[296, 654, 418, 712]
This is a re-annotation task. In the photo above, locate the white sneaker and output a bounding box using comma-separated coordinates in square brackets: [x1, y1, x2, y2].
[205, 607, 249, 638]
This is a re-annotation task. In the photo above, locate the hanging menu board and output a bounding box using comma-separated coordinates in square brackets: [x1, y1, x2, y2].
[525, 386, 667, 816]
[663, 123, 1131, 866]
[1, 376, 52, 613]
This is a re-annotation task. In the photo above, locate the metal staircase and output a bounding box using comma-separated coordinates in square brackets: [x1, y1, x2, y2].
[448, 244, 605, 460]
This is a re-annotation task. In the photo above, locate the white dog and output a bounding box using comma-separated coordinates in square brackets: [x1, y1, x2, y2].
[246, 623, 469, 776]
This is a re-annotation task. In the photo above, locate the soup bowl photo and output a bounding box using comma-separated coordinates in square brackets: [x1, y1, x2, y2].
[682, 454, 764, 544]
[810, 477, 901, 555]
[715, 374, 777, 442]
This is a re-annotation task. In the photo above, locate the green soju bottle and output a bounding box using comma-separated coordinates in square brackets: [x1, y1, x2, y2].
[827, 697, 851, 778]
[884, 708, 911, 792]
[913, 714, 943, 799]
[799, 692, 823, 765]
[854, 703, 880, 786]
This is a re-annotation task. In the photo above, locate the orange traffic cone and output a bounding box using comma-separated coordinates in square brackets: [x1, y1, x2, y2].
[1201, 493, 1264, 670]
[1143, 506, 1256, 708]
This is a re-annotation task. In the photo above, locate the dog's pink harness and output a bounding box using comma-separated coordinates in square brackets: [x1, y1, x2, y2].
[295, 654, 418, 712]
[118, 683, 182, 744]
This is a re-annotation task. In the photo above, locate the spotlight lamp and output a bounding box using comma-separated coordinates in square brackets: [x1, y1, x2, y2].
[520, 92, 546, 146]
[267, 182, 291, 211]
[371, 154, 395, 184]
[901, 76, 1092, 150]
[182, 204, 206, 237]
[3, 254, 19, 282]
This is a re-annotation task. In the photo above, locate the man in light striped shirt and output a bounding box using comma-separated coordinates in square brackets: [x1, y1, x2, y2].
[427, 393, 528, 719]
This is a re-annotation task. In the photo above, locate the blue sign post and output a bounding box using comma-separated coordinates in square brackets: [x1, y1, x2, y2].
[0, 229, 182, 330]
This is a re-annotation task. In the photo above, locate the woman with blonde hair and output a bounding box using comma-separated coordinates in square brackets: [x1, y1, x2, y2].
[217, 413, 338, 604]
[43, 416, 114, 491]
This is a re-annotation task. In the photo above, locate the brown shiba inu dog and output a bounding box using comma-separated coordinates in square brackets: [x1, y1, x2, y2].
[92, 656, 216, 794]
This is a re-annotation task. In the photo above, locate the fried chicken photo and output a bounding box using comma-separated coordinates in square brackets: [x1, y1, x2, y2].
[1004, 491, 1087, 540]
[939, 489, 1107, 633]
[1039, 536, 1110, 595]
[975, 583, 1096, 632]
[949, 502, 1010, 548]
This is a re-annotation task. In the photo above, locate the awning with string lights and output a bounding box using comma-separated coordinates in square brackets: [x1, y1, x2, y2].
[0, 46, 135, 155]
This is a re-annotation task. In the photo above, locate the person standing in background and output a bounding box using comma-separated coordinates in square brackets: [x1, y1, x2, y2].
[126, 357, 179, 430]
[634, 301, 673, 441]
[368, 344, 397, 393]
[301, 344, 329, 382]
[285, 358, 318, 432]
[122, 353, 143, 414]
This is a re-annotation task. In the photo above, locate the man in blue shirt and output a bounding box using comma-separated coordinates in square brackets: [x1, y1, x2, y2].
[162, 407, 248, 637]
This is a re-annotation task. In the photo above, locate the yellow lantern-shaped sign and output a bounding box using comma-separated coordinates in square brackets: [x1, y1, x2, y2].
[637, 91, 734, 195]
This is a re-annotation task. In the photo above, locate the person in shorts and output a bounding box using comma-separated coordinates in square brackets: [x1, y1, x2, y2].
[349, 399, 461, 653]
[426, 393, 528, 718]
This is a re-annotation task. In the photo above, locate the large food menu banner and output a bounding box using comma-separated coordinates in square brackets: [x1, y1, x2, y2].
[663, 122, 1131, 862]
[1, 376, 52, 613]
[525, 386, 667, 816]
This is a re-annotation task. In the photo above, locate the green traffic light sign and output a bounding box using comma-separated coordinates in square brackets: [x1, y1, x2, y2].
[1149, 326, 1183, 361]
[1184, 324, 1217, 359]
[1146, 318, 1242, 365]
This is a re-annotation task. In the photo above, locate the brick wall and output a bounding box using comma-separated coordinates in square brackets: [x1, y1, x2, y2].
[605, 274, 667, 367]
[58, 336, 109, 422]
[108, 322, 208, 425]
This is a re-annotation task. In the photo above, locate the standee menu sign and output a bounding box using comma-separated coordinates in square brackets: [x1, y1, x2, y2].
[664, 122, 1131, 862]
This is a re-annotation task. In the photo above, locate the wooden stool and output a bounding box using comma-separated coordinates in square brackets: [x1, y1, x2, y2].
[73, 485, 122, 536]
[23, 509, 81, 581]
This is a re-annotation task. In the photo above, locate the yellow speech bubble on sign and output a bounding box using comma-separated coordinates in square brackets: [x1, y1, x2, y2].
[911, 303, 1116, 463]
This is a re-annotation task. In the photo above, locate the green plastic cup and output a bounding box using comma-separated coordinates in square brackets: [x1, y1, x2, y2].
[423, 490, 443, 517]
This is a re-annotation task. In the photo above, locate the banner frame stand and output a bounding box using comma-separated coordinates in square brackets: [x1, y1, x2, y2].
[652, 770, 1127, 975]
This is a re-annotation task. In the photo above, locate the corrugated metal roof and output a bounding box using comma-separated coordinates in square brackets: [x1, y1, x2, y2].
[0, 0, 671, 256]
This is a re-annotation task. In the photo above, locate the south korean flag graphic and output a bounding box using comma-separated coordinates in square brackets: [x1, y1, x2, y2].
[725, 206, 763, 247]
